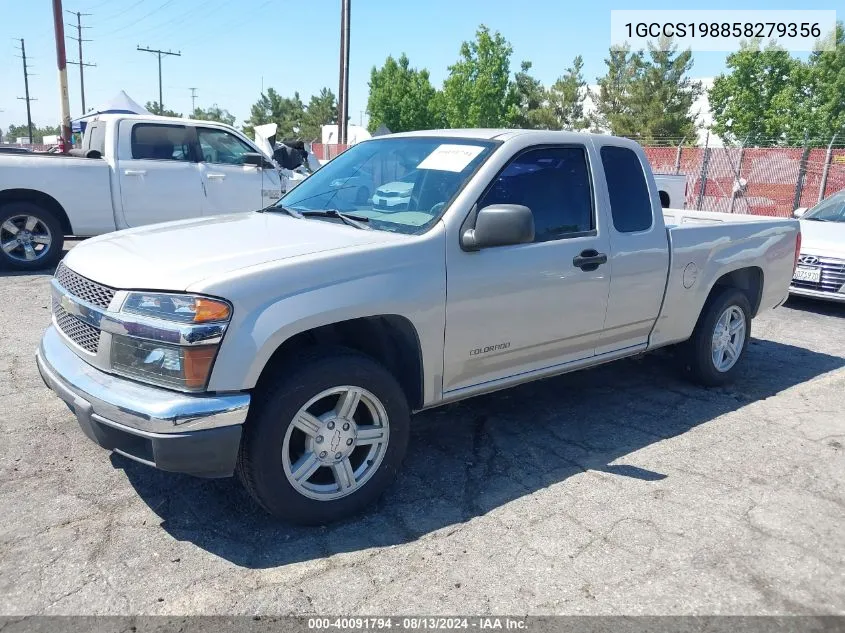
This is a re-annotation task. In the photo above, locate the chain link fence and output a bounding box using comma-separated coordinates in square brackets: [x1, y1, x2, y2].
[311, 136, 845, 217]
[643, 135, 845, 217]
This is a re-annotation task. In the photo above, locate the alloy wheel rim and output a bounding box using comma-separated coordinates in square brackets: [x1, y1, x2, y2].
[711, 305, 746, 372]
[282, 385, 390, 501]
[0, 215, 52, 262]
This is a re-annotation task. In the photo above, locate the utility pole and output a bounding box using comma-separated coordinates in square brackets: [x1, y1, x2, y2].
[53, 0, 72, 147]
[136, 46, 181, 114]
[16, 39, 37, 144]
[66, 10, 95, 115]
[337, 0, 350, 145]
[189, 87, 198, 112]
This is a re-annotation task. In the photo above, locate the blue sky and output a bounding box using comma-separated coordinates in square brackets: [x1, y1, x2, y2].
[0, 0, 835, 135]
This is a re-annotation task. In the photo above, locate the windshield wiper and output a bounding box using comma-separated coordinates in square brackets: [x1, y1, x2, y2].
[259, 204, 304, 219]
[803, 217, 832, 222]
[301, 209, 371, 230]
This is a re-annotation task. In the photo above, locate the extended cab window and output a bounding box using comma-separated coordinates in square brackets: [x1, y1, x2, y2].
[601, 145, 653, 233]
[479, 146, 593, 242]
[197, 128, 254, 165]
[130, 124, 192, 161]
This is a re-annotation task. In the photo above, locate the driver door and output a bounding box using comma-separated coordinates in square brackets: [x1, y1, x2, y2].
[442, 145, 612, 393]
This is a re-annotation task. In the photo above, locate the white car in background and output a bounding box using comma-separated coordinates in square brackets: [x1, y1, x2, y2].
[790, 190, 845, 303]
[327, 171, 374, 208]
[372, 171, 417, 210]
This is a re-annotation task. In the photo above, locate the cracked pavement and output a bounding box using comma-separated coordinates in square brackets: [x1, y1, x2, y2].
[1, 241, 844, 615]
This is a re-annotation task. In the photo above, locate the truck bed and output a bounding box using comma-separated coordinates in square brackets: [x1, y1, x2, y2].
[650, 208, 800, 348]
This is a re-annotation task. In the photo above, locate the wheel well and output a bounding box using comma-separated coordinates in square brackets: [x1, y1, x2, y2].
[708, 267, 764, 316]
[258, 316, 424, 410]
[0, 189, 73, 235]
[659, 190, 670, 208]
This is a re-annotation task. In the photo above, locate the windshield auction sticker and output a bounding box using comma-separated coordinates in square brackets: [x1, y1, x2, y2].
[610, 10, 837, 51]
[418, 144, 485, 172]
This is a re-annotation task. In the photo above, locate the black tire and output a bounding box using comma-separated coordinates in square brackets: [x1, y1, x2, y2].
[678, 287, 752, 387]
[0, 201, 65, 271]
[237, 347, 410, 525]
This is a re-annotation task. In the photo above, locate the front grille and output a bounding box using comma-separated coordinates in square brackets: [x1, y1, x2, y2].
[55, 262, 116, 309]
[791, 255, 845, 293]
[53, 298, 100, 353]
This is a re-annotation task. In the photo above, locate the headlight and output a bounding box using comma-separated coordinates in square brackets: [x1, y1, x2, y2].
[110, 336, 218, 391]
[109, 292, 232, 392]
[122, 292, 231, 323]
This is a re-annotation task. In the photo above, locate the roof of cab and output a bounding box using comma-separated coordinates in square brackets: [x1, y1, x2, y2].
[380, 128, 637, 146]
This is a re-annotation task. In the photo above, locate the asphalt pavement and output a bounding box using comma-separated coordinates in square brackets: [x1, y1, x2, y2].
[1, 240, 843, 615]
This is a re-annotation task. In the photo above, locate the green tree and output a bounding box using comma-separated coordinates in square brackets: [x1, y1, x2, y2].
[708, 41, 801, 144]
[242, 88, 305, 139]
[301, 87, 337, 140]
[428, 90, 448, 129]
[802, 22, 845, 141]
[5, 123, 59, 143]
[190, 105, 236, 126]
[628, 38, 701, 143]
[366, 54, 437, 133]
[506, 61, 556, 129]
[145, 101, 182, 117]
[546, 55, 590, 130]
[442, 25, 514, 128]
[592, 44, 643, 135]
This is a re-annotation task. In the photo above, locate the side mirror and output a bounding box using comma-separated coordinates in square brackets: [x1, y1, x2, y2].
[792, 207, 808, 218]
[243, 152, 273, 169]
[461, 204, 534, 251]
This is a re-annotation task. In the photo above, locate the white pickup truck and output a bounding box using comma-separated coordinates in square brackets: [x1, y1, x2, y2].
[36, 129, 801, 525]
[0, 114, 283, 270]
[654, 173, 688, 209]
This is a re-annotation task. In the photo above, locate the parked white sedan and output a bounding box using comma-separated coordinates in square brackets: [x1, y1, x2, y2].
[790, 191, 845, 303]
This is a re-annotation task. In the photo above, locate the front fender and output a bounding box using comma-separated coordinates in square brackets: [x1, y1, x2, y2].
[200, 225, 447, 406]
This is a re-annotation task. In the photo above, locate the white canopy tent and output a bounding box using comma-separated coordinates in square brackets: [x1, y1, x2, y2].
[72, 91, 152, 133]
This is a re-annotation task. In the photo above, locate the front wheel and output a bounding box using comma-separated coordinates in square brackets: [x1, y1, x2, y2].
[678, 288, 752, 387]
[237, 348, 410, 524]
[0, 201, 65, 271]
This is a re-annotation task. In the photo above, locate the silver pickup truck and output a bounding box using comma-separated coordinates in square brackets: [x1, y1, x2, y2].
[36, 130, 801, 524]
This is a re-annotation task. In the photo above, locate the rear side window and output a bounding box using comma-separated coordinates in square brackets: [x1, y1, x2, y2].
[84, 123, 106, 156]
[130, 124, 192, 161]
[601, 145, 653, 232]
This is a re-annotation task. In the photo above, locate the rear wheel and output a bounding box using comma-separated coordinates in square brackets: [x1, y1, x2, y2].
[678, 288, 751, 386]
[237, 347, 410, 524]
[0, 201, 64, 271]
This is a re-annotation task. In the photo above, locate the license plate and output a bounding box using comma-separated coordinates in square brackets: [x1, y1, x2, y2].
[793, 266, 821, 283]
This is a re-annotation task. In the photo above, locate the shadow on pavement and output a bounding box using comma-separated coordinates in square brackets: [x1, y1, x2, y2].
[116, 337, 844, 568]
[784, 296, 845, 318]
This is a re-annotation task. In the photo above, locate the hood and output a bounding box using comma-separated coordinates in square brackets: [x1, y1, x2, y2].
[63, 212, 403, 291]
[799, 219, 845, 257]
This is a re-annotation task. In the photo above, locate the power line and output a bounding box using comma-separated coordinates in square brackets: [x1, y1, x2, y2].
[137, 46, 181, 114]
[16, 39, 37, 143]
[106, 0, 177, 37]
[66, 10, 96, 115]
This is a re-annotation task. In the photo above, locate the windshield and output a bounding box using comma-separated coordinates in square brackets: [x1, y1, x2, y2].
[278, 137, 497, 234]
[804, 192, 845, 222]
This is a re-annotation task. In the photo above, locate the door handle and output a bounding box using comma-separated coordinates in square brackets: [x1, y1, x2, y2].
[206, 173, 226, 180]
[124, 169, 146, 176]
[573, 249, 608, 271]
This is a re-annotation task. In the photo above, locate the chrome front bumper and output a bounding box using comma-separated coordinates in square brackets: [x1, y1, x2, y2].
[789, 286, 845, 303]
[36, 325, 250, 477]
